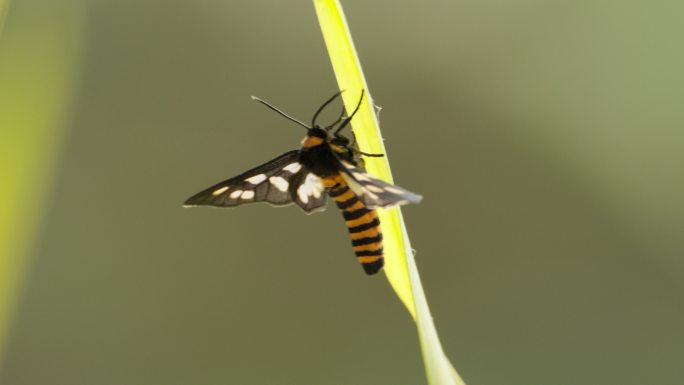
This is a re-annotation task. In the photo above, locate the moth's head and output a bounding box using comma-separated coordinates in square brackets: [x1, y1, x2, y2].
[301, 126, 328, 149]
[307, 126, 329, 139]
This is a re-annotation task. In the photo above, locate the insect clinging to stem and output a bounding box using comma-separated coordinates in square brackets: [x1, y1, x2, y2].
[183, 90, 422, 275]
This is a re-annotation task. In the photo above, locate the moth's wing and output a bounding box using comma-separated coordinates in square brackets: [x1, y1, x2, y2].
[183, 150, 304, 208]
[338, 161, 423, 209]
[288, 170, 329, 214]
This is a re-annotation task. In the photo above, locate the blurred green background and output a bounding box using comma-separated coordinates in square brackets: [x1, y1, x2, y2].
[1, 0, 683, 384]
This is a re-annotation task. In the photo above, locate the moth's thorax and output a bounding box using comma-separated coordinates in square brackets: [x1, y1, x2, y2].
[299, 128, 339, 177]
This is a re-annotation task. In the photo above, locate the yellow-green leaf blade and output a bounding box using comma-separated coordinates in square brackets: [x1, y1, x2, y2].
[313, 0, 415, 319]
[313, 1, 466, 384]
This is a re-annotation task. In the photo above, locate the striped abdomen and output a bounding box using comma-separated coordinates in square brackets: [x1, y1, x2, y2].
[322, 175, 384, 275]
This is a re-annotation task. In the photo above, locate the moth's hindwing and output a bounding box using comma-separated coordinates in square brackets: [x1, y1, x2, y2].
[338, 161, 423, 209]
[289, 170, 328, 214]
[183, 150, 327, 213]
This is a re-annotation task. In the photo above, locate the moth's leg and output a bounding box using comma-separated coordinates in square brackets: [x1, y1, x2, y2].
[360, 151, 384, 158]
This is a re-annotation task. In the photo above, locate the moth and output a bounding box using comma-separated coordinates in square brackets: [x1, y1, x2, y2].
[183, 91, 422, 275]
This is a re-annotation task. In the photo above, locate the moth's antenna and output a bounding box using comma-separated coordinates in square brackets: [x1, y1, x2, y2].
[334, 89, 365, 136]
[312, 90, 344, 128]
[324, 105, 347, 131]
[251, 96, 311, 130]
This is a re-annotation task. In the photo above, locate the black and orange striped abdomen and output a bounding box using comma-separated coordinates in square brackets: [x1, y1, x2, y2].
[322, 175, 384, 275]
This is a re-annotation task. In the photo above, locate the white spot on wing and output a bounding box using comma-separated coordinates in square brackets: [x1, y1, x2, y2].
[245, 174, 266, 184]
[212, 186, 229, 196]
[297, 187, 309, 204]
[269, 176, 289, 192]
[353, 172, 371, 181]
[283, 162, 302, 174]
[366, 185, 384, 193]
[366, 192, 380, 201]
[230, 190, 243, 199]
[240, 190, 255, 200]
[385, 186, 405, 194]
[297, 173, 323, 204]
[342, 172, 365, 196]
